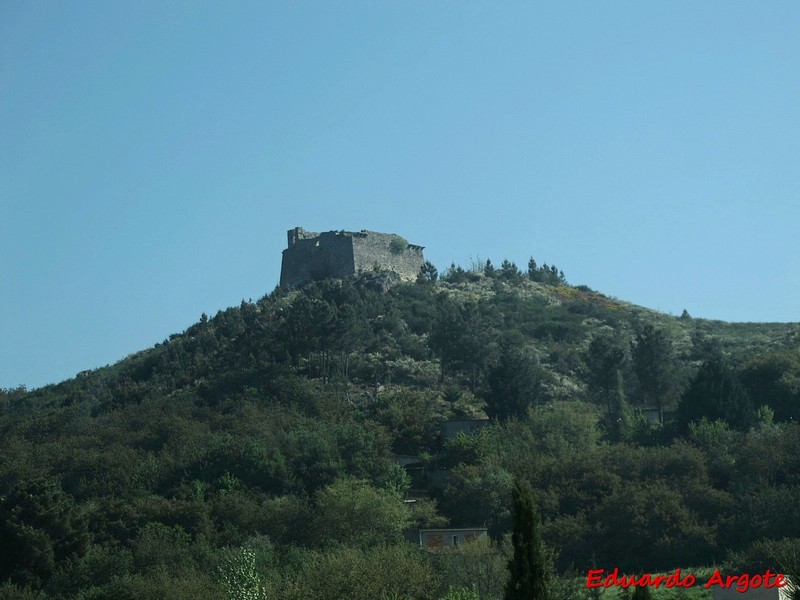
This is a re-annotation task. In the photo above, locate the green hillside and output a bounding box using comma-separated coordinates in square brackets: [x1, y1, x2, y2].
[2, 262, 799, 599]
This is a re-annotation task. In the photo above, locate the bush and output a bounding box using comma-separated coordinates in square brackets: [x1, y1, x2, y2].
[390, 237, 408, 254]
[282, 545, 442, 600]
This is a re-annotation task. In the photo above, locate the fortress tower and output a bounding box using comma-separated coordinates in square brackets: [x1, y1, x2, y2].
[280, 227, 425, 287]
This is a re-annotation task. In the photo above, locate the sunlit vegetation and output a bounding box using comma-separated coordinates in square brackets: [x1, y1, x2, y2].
[2, 263, 799, 598]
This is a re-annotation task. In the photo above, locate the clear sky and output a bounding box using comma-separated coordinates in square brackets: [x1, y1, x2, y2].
[2, 2, 799, 390]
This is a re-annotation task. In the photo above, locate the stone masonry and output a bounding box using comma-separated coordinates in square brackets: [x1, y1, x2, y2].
[280, 227, 425, 287]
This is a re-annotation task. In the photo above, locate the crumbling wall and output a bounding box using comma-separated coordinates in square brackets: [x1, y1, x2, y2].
[279, 227, 425, 287]
[280, 229, 355, 287]
[351, 232, 425, 281]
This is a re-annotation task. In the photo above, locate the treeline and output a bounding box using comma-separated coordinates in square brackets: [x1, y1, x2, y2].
[1, 267, 799, 598]
[436, 256, 566, 286]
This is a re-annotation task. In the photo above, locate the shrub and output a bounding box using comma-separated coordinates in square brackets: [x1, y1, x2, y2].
[390, 237, 408, 254]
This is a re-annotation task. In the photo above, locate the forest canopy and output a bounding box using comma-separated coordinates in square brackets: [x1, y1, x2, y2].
[2, 263, 799, 598]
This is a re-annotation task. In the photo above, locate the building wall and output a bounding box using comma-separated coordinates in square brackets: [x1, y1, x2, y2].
[351, 231, 425, 281]
[280, 227, 425, 287]
[414, 528, 488, 551]
[280, 229, 356, 287]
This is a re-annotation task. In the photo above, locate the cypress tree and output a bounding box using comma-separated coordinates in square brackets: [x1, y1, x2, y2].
[505, 479, 550, 600]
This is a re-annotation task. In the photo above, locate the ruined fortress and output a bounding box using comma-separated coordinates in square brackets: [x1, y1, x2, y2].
[280, 227, 425, 287]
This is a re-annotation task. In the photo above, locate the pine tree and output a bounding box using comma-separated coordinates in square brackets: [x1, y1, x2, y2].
[586, 333, 630, 441]
[632, 325, 675, 421]
[418, 260, 438, 283]
[527, 258, 540, 281]
[500, 259, 522, 282]
[505, 479, 550, 600]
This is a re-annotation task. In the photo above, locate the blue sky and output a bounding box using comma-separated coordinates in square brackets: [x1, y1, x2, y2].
[2, 2, 799, 389]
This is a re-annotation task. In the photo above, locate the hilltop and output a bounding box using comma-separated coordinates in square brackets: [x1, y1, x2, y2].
[10, 262, 799, 413]
[2, 261, 799, 598]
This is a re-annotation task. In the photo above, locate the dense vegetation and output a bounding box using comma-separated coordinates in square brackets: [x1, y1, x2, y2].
[2, 259, 799, 599]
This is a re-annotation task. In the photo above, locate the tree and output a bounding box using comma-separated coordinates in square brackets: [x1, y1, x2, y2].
[740, 349, 800, 423]
[372, 388, 440, 454]
[486, 347, 547, 421]
[499, 260, 522, 283]
[430, 298, 492, 387]
[631, 325, 675, 420]
[505, 479, 550, 600]
[311, 477, 410, 548]
[586, 334, 626, 403]
[440, 535, 508, 600]
[440, 588, 481, 600]
[526, 259, 564, 285]
[586, 333, 630, 441]
[275, 295, 337, 365]
[284, 545, 441, 600]
[441, 464, 514, 537]
[443, 263, 469, 284]
[218, 547, 267, 600]
[0, 479, 90, 587]
[418, 260, 439, 284]
[677, 357, 754, 432]
[527, 258, 539, 281]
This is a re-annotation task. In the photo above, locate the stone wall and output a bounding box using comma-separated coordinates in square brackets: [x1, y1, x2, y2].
[351, 231, 425, 281]
[280, 228, 355, 287]
[280, 227, 425, 287]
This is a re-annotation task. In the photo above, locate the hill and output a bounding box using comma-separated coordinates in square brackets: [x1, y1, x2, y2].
[2, 263, 799, 598]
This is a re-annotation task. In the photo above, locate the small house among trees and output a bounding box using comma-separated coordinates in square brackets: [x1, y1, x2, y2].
[405, 528, 488, 552]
